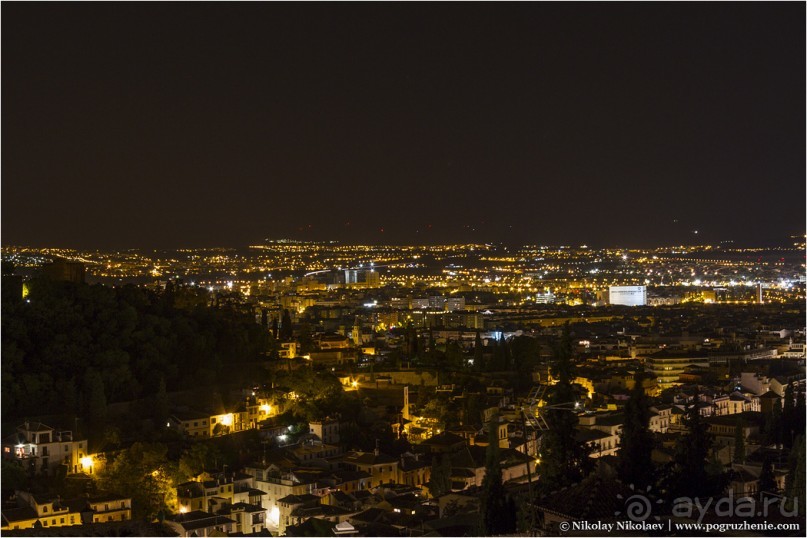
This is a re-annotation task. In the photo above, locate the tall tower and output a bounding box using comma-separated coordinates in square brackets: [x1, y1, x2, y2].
[402, 386, 410, 421]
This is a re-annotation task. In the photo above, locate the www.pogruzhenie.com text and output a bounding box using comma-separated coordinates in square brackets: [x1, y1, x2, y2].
[566, 520, 801, 533]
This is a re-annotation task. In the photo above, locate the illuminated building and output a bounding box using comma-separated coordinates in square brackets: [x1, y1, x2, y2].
[0, 492, 132, 531]
[166, 511, 236, 537]
[645, 352, 709, 389]
[532, 292, 555, 304]
[2, 422, 88, 475]
[445, 296, 466, 311]
[608, 285, 647, 306]
[243, 465, 322, 535]
[167, 412, 210, 438]
[175, 472, 262, 519]
[309, 419, 340, 445]
[344, 268, 380, 288]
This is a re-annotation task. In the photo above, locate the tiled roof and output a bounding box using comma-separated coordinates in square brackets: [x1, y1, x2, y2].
[576, 429, 612, 443]
[343, 450, 398, 465]
[538, 474, 636, 520]
[2, 506, 38, 524]
[277, 493, 319, 505]
[169, 510, 235, 531]
[420, 432, 466, 447]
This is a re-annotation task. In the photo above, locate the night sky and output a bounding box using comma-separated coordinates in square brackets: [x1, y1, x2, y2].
[2, 2, 804, 249]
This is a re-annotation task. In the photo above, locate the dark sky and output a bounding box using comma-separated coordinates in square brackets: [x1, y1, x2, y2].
[2, 2, 804, 249]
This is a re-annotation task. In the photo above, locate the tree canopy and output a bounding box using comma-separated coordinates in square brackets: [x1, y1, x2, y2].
[2, 279, 269, 422]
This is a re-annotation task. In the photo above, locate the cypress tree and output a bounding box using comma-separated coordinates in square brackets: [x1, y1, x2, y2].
[538, 324, 585, 491]
[768, 398, 783, 448]
[427, 330, 438, 366]
[84, 368, 108, 431]
[794, 385, 806, 439]
[280, 309, 293, 341]
[784, 435, 805, 516]
[619, 370, 655, 488]
[733, 415, 746, 464]
[783, 383, 795, 448]
[488, 337, 501, 372]
[480, 416, 517, 536]
[671, 386, 715, 499]
[428, 453, 452, 499]
[271, 317, 279, 340]
[473, 331, 484, 372]
[501, 336, 511, 371]
[758, 456, 777, 498]
[410, 328, 419, 360]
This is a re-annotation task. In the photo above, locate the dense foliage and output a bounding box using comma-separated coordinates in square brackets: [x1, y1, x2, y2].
[2, 279, 269, 421]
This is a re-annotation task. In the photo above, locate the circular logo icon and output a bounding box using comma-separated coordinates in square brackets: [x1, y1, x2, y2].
[615, 484, 664, 522]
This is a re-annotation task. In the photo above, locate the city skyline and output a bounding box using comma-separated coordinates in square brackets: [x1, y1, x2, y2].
[2, 2, 805, 249]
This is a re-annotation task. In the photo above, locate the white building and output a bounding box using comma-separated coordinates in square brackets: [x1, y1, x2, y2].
[2, 422, 89, 476]
[445, 297, 466, 312]
[609, 285, 647, 306]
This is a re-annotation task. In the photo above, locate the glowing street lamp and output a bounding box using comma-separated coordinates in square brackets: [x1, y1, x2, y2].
[81, 455, 94, 473]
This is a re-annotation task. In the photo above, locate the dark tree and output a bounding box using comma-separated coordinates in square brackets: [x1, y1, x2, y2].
[84, 368, 108, 431]
[489, 336, 510, 372]
[537, 324, 587, 491]
[669, 386, 722, 499]
[733, 415, 746, 464]
[511, 335, 541, 390]
[444, 340, 464, 371]
[784, 435, 805, 516]
[428, 453, 452, 499]
[480, 416, 517, 536]
[758, 456, 777, 498]
[298, 322, 315, 354]
[795, 385, 806, 439]
[271, 317, 279, 340]
[154, 377, 169, 426]
[782, 383, 795, 448]
[280, 309, 293, 341]
[619, 370, 655, 488]
[427, 330, 438, 366]
[473, 331, 484, 372]
[767, 398, 783, 448]
[463, 395, 482, 426]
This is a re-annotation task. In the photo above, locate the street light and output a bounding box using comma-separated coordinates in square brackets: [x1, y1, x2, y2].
[81, 456, 93, 473]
